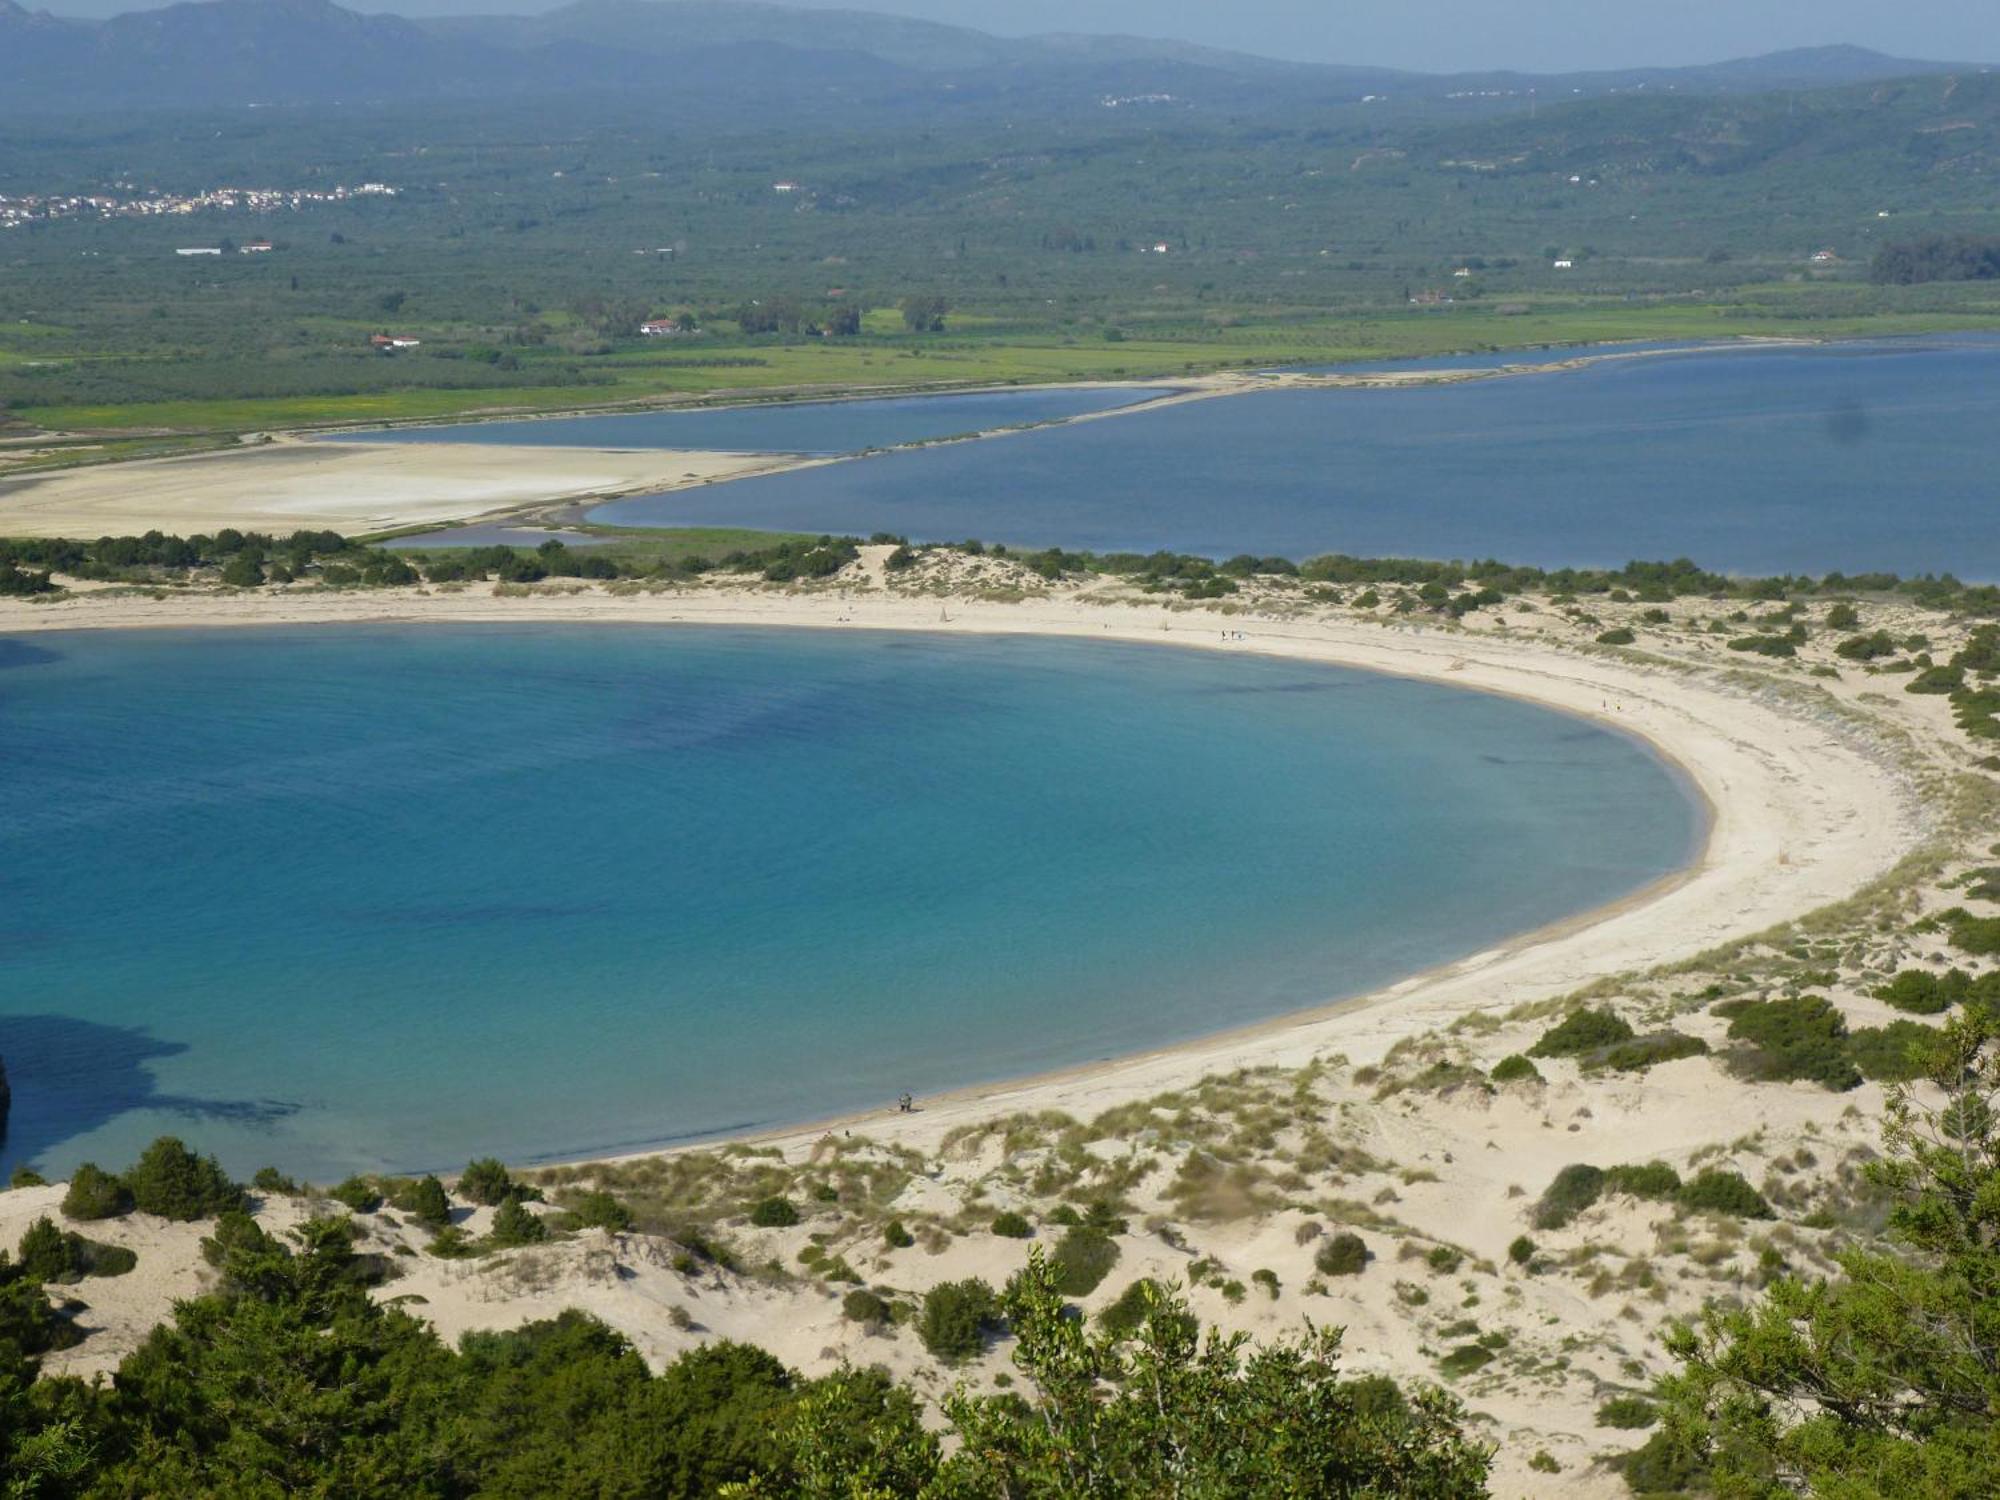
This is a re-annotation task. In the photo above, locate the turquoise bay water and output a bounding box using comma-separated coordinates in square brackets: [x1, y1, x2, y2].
[591, 336, 2000, 577]
[334, 385, 1157, 456]
[0, 626, 1697, 1180]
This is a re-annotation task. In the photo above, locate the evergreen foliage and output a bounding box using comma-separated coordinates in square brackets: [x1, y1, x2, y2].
[1651, 1012, 2000, 1495]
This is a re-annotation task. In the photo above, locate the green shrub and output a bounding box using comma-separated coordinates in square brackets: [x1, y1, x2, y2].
[1595, 627, 1635, 646]
[61, 1163, 132, 1221]
[1533, 1164, 1606, 1229]
[1603, 1162, 1683, 1200]
[1314, 1232, 1369, 1276]
[427, 1224, 475, 1259]
[918, 1278, 1001, 1361]
[1727, 634, 1797, 658]
[1614, 1430, 1709, 1495]
[123, 1137, 245, 1221]
[330, 1177, 384, 1214]
[9, 1167, 47, 1189]
[1425, 1245, 1464, 1274]
[1528, 1451, 1561, 1475]
[841, 1288, 890, 1325]
[1583, 1030, 1710, 1072]
[561, 1190, 633, 1233]
[250, 1166, 298, 1195]
[883, 1220, 915, 1249]
[1529, 1008, 1635, 1059]
[1051, 1227, 1119, 1296]
[1825, 603, 1859, 631]
[458, 1158, 515, 1206]
[1723, 997, 1861, 1091]
[1835, 630, 1896, 661]
[1488, 1054, 1542, 1084]
[1947, 912, 2000, 956]
[991, 1211, 1033, 1239]
[1096, 1277, 1164, 1338]
[1597, 1395, 1660, 1429]
[389, 1175, 451, 1229]
[1873, 969, 1965, 1014]
[1507, 1235, 1536, 1266]
[1848, 1021, 1939, 1082]
[1677, 1170, 1773, 1219]
[17, 1217, 136, 1282]
[748, 1197, 800, 1229]
[488, 1195, 549, 1247]
[1437, 1344, 1492, 1378]
[17, 1216, 79, 1281]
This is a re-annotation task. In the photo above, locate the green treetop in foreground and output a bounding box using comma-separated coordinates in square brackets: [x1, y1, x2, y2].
[1638, 1010, 2000, 1497]
[0, 1206, 1487, 1498]
[731, 1251, 1490, 1497]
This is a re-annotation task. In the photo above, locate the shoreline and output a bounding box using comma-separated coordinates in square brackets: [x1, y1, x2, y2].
[2, 585, 1920, 1170]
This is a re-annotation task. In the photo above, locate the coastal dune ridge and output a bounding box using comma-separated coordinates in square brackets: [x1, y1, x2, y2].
[1, 585, 1921, 1163]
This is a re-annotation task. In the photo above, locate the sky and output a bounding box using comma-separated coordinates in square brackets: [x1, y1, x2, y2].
[39, 0, 1999, 74]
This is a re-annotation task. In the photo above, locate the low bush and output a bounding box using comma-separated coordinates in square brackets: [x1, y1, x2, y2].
[1677, 1169, 1773, 1219]
[16, 1217, 136, 1281]
[1529, 1009, 1634, 1059]
[1595, 627, 1636, 646]
[331, 1176, 384, 1214]
[250, 1166, 298, 1195]
[1834, 630, 1896, 661]
[1722, 996, 1861, 1091]
[124, 1137, 244, 1221]
[1947, 911, 2000, 956]
[841, 1289, 890, 1325]
[1583, 1031, 1710, 1073]
[61, 1163, 132, 1221]
[488, 1195, 549, 1247]
[882, 1220, 915, 1249]
[457, 1158, 515, 1207]
[1096, 1277, 1164, 1338]
[1507, 1235, 1536, 1267]
[1848, 1020, 1939, 1082]
[1314, 1232, 1369, 1276]
[991, 1211, 1033, 1239]
[917, 1278, 1001, 1361]
[560, 1190, 633, 1233]
[1533, 1164, 1606, 1230]
[1437, 1344, 1492, 1378]
[1050, 1227, 1120, 1296]
[1873, 968, 1967, 1014]
[1488, 1054, 1542, 1084]
[1603, 1162, 1683, 1200]
[1597, 1396, 1660, 1429]
[748, 1197, 800, 1229]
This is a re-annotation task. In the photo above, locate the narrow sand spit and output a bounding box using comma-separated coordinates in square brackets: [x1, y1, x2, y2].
[2, 585, 1917, 1147]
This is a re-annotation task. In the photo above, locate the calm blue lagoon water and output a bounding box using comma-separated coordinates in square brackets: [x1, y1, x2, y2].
[0, 625, 1698, 1180]
[593, 336, 2000, 577]
[334, 385, 1158, 456]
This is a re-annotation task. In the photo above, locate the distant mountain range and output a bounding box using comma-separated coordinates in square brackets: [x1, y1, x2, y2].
[0, 0, 1988, 116]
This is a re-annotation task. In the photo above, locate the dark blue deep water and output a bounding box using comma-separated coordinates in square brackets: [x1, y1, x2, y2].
[590, 337, 2000, 577]
[0, 626, 1697, 1179]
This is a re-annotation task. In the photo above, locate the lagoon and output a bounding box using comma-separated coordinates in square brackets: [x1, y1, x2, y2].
[0, 625, 1697, 1180]
[592, 337, 2000, 577]
[333, 385, 1158, 456]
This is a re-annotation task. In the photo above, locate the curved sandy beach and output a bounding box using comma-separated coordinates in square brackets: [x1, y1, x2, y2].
[1, 584, 1924, 1158]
